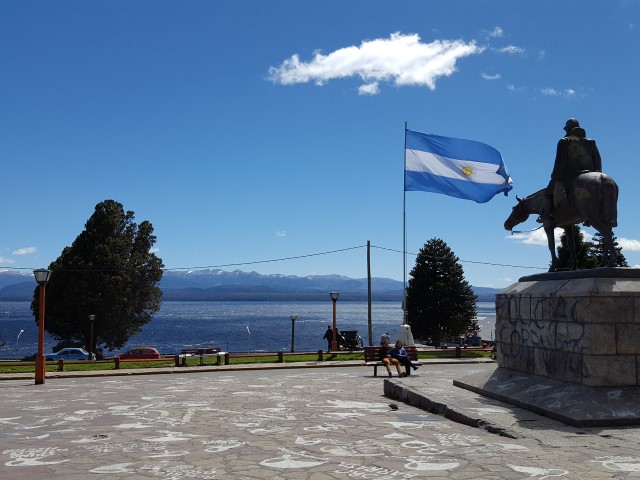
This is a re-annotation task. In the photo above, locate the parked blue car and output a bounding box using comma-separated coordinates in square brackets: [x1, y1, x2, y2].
[46, 347, 95, 361]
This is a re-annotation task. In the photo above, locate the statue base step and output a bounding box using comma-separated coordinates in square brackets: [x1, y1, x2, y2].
[455, 365, 640, 427]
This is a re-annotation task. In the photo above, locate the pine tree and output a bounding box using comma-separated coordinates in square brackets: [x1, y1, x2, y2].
[590, 232, 629, 267]
[556, 226, 597, 270]
[405, 238, 477, 345]
[31, 200, 164, 353]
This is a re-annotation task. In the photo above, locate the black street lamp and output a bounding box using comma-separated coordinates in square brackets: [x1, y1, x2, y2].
[88, 315, 95, 360]
[330, 292, 339, 351]
[33, 268, 52, 385]
[290, 315, 297, 352]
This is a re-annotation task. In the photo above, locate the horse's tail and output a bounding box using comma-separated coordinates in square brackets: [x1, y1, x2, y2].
[600, 174, 618, 227]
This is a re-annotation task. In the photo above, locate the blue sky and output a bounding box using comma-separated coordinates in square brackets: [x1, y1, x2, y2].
[2, 1, 639, 288]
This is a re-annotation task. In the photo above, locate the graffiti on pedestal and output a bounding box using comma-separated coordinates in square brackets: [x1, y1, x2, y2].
[497, 294, 589, 380]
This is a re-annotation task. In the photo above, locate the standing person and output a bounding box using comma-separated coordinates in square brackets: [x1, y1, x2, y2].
[323, 325, 333, 352]
[379, 340, 403, 378]
[380, 332, 391, 345]
[542, 118, 602, 223]
[391, 340, 418, 376]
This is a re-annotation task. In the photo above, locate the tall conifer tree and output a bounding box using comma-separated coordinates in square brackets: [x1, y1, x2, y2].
[556, 227, 628, 269]
[405, 238, 477, 345]
[556, 226, 597, 270]
[31, 200, 164, 353]
[590, 232, 629, 267]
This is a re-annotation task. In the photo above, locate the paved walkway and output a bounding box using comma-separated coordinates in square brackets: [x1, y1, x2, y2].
[1, 361, 639, 478]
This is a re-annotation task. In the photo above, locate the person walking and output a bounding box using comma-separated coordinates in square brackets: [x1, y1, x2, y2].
[323, 325, 333, 352]
[379, 340, 403, 378]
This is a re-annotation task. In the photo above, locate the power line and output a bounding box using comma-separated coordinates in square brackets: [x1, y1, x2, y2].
[0, 243, 545, 273]
[370, 244, 545, 270]
[162, 245, 368, 271]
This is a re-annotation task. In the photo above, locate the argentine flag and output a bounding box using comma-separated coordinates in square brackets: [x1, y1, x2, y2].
[405, 129, 512, 203]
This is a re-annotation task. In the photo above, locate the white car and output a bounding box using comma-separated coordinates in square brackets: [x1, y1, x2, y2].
[46, 347, 94, 361]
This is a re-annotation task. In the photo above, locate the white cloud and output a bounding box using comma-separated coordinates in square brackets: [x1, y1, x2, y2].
[481, 72, 501, 80]
[268, 33, 482, 93]
[487, 27, 504, 38]
[617, 238, 640, 251]
[495, 45, 524, 55]
[506, 228, 556, 246]
[358, 82, 380, 95]
[506, 83, 526, 93]
[538, 50, 546, 60]
[507, 227, 606, 248]
[541, 87, 576, 98]
[12, 247, 36, 255]
[276, 231, 287, 238]
[0, 256, 15, 264]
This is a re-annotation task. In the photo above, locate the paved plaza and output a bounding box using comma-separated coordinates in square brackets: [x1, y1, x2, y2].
[2, 363, 640, 479]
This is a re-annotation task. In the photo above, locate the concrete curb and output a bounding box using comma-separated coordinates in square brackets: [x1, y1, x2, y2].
[383, 375, 518, 439]
[0, 358, 495, 381]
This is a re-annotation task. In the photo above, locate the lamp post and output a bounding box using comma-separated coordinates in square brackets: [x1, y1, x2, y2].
[88, 315, 95, 360]
[330, 292, 339, 351]
[16, 329, 24, 357]
[33, 269, 52, 385]
[290, 315, 297, 352]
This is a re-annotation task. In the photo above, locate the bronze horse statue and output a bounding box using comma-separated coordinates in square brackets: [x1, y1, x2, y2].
[504, 171, 619, 272]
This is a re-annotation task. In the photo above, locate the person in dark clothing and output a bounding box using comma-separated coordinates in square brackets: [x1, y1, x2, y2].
[323, 325, 333, 352]
[391, 340, 418, 376]
[542, 118, 602, 223]
[379, 340, 403, 377]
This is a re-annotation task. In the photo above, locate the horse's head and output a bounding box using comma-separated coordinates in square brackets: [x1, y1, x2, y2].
[504, 196, 529, 231]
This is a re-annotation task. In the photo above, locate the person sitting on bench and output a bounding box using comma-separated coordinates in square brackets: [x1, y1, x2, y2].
[391, 339, 419, 376]
[379, 340, 404, 378]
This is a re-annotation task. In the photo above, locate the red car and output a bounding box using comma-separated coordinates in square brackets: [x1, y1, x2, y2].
[115, 347, 161, 359]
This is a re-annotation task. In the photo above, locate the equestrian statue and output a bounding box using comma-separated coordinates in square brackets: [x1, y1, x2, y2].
[503, 119, 619, 272]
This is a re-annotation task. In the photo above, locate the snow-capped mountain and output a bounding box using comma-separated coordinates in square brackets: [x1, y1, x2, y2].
[0, 269, 499, 302]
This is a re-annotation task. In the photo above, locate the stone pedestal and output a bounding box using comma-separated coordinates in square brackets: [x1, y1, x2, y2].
[496, 268, 640, 387]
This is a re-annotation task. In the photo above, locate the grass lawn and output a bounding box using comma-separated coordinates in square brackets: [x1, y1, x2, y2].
[0, 349, 493, 374]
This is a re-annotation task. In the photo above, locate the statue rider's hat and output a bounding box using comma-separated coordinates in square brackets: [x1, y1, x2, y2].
[563, 118, 580, 133]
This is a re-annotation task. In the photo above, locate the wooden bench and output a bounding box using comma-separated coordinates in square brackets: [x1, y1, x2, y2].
[364, 346, 421, 377]
[113, 356, 176, 369]
[179, 347, 224, 366]
[180, 347, 220, 356]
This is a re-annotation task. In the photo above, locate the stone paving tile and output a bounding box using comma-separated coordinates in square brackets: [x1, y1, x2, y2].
[0, 365, 639, 479]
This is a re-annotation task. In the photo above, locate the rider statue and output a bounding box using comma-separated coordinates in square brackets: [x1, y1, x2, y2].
[541, 118, 602, 223]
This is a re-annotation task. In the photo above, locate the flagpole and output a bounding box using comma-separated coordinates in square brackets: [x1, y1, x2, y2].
[403, 122, 408, 325]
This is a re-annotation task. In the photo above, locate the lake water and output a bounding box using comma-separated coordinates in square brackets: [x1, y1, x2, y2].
[0, 300, 496, 358]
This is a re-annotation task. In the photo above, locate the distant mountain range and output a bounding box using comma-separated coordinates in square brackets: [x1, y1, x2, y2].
[0, 269, 500, 302]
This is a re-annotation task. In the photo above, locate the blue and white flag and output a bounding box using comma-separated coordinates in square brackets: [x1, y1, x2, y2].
[405, 129, 512, 203]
